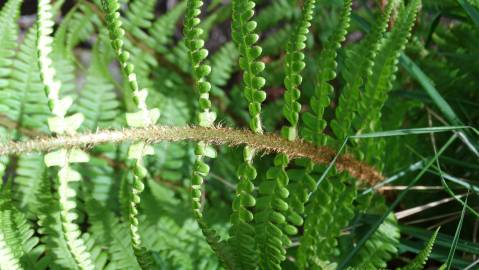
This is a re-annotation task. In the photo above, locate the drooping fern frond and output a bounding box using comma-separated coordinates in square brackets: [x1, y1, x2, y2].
[330, 0, 398, 142]
[183, 0, 236, 268]
[398, 228, 439, 270]
[36, 0, 94, 268]
[228, 0, 269, 268]
[301, 0, 352, 147]
[253, 1, 317, 269]
[100, 0, 159, 267]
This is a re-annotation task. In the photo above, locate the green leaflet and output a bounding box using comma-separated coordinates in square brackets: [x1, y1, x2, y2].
[231, 0, 267, 134]
[281, 0, 316, 141]
[356, 0, 422, 133]
[354, 0, 421, 167]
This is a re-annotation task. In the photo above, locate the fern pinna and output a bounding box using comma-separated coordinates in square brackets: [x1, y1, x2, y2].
[100, 0, 159, 267]
[0, 0, 456, 269]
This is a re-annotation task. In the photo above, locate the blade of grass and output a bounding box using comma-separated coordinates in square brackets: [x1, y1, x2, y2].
[444, 194, 469, 270]
[337, 135, 458, 269]
[399, 54, 479, 157]
[464, 258, 479, 270]
[457, 0, 479, 27]
[401, 225, 479, 255]
[440, 178, 479, 218]
[351, 126, 470, 139]
[361, 160, 425, 195]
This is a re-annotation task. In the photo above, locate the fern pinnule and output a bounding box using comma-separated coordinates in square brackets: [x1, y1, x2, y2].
[36, 0, 95, 268]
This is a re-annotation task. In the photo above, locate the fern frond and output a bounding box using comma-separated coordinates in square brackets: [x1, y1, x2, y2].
[37, 0, 95, 268]
[254, 153, 292, 270]
[13, 154, 46, 213]
[398, 228, 439, 270]
[0, 0, 22, 94]
[284, 159, 316, 231]
[36, 176, 82, 269]
[356, 0, 421, 133]
[330, 0, 398, 142]
[350, 213, 400, 269]
[183, 0, 236, 267]
[123, 0, 157, 43]
[231, 0, 267, 134]
[148, 2, 187, 54]
[0, 217, 22, 270]
[282, 0, 316, 140]
[74, 31, 120, 131]
[85, 197, 141, 270]
[63, 3, 99, 52]
[301, 0, 352, 146]
[297, 171, 357, 269]
[228, 0, 269, 268]
[353, 0, 420, 167]
[100, 0, 159, 267]
[0, 27, 51, 134]
[209, 42, 239, 89]
[252, 1, 317, 268]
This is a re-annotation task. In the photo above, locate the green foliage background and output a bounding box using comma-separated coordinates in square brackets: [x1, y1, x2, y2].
[0, 0, 477, 269]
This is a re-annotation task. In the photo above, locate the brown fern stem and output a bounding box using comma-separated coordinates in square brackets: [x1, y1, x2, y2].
[0, 125, 383, 184]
